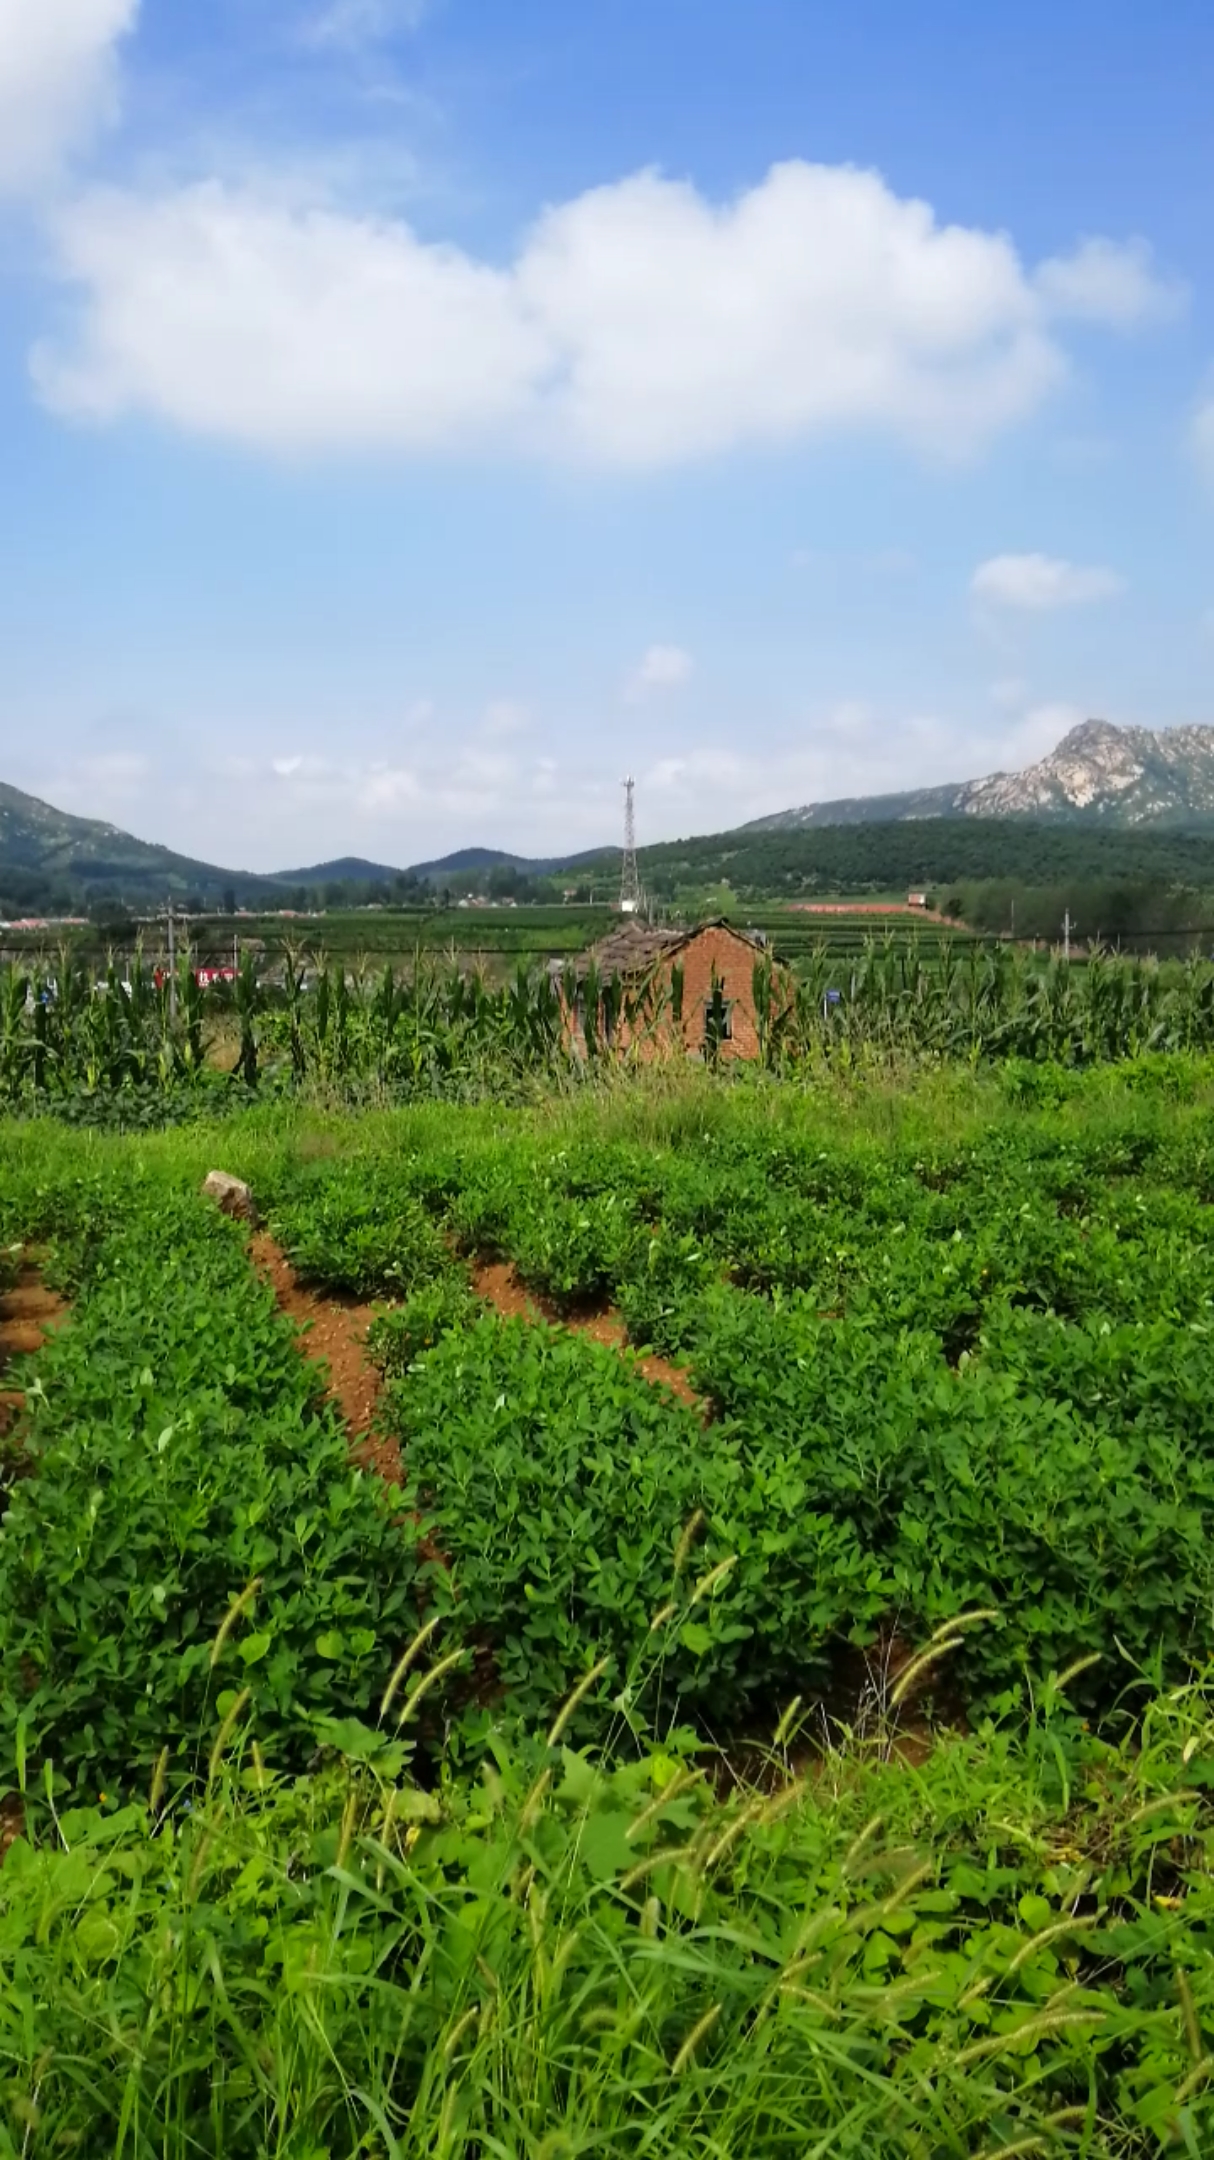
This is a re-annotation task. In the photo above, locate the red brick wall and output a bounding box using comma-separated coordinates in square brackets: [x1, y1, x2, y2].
[664, 924, 764, 1061]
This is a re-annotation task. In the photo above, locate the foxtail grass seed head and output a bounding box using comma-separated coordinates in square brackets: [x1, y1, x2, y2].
[1052, 1649, 1102, 1694]
[546, 1656, 612, 1748]
[688, 1553, 738, 1608]
[441, 2009, 479, 2063]
[187, 1829, 215, 1901]
[207, 1689, 251, 1786]
[670, 2002, 722, 2076]
[842, 1815, 885, 1877]
[397, 1647, 468, 1725]
[703, 1798, 763, 1874]
[672, 1511, 705, 1577]
[953, 2009, 1107, 2068]
[380, 1613, 445, 1721]
[520, 1768, 552, 1833]
[1177, 1964, 1203, 2064]
[209, 1579, 263, 1669]
[889, 1636, 964, 1709]
[1127, 1788, 1198, 1826]
[336, 1787, 359, 1870]
[773, 1696, 804, 1749]
[148, 1747, 170, 1818]
[621, 1842, 698, 1892]
[1005, 1910, 1097, 1976]
[626, 1767, 703, 1843]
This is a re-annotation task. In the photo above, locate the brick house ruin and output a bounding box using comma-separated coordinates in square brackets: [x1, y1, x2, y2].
[566, 918, 783, 1062]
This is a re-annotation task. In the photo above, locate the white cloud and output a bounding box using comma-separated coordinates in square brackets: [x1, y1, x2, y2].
[34, 182, 550, 449]
[32, 158, 1158, 466]
[23, 691, 1154, 869]
[989, 676, 1028, 710]
[481, 699, 530, 739]
[358, 764, 421, 812]
[303, 0, 431, 49]
[995, 700, 1086, 769]
[1036, 238, 1184, 329]
[626, 645, 694, 700]
[0, 0, 138, 197]
[971, 553, 1125, 610]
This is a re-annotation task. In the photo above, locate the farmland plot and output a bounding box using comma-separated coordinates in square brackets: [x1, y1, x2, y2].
[5, 1063, 1214, 2153]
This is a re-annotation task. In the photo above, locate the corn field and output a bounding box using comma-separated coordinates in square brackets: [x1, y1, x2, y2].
[4, 934, 1214, 1111]
[757, 935, 1214, 1064]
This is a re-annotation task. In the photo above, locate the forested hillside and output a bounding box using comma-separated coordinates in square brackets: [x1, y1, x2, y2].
[637, 816, 1214, 897]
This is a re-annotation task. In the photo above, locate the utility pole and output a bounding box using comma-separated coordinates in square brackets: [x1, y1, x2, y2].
[166, 898, 178, 1019]
[1063, 909, 1072, 964]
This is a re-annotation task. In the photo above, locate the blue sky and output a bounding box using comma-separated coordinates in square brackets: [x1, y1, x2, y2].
[1, 0, 1211, 870]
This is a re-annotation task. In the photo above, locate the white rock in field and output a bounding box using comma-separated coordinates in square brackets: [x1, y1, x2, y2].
[202, 1171, 258, 1225]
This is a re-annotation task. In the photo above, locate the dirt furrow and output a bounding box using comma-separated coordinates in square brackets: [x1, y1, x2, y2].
[0, 1265, 68, 1440]
[469, 1257, 703, 1409]
[249, 1232, 401, 1482]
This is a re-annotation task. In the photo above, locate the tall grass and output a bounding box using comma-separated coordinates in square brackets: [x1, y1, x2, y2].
[4, 1667, 1214, 2156]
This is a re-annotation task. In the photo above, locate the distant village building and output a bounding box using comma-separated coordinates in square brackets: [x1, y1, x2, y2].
[566, 919, 784, 1062]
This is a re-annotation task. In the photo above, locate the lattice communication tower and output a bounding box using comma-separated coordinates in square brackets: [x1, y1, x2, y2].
[620, 776, 642, 914]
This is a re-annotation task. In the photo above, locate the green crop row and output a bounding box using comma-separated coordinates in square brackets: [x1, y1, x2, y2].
[0, 1167, 433, 1800]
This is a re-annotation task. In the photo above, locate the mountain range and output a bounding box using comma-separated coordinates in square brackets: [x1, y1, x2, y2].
[4, 720, 1214, 914]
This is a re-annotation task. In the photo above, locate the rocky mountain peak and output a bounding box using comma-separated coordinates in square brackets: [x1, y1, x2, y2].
[743, 720, 1214, 832]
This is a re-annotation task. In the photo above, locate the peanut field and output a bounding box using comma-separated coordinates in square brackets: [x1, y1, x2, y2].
[3, 1062, 1214, 2154]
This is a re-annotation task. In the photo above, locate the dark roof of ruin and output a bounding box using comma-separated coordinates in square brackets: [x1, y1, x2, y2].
[579, 918, 763, 980]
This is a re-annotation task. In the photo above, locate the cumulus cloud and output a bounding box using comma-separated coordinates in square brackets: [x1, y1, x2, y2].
[1036, 237, 1185, 328]
[34, 182, 550, 449]
[626, 645, 694, 700]
[31, 160, 1167, 466]
[971, 553, 1125, 610]
[0, 0, 138, 198]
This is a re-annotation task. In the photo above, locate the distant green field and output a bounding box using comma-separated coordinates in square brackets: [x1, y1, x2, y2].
[0, 903, 619, 973]
[0, 899, 1017, 980]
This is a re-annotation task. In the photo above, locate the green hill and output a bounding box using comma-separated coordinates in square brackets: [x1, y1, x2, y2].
[0, 783, 285, 916]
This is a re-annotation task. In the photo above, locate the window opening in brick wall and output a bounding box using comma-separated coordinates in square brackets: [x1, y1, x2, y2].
[702, 995, 733, 1044]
